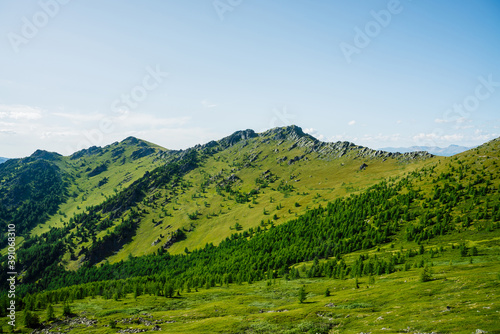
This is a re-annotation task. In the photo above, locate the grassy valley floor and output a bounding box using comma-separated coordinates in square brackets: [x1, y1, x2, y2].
[4, 237, 499, 334]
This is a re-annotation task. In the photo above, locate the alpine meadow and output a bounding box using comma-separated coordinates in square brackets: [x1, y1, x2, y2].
[0, 126, 499, 333]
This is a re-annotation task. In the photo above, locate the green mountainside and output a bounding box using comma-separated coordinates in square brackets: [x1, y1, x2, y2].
[0, 126, 499, 333]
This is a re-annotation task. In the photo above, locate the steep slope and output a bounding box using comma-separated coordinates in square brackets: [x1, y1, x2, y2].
[0, 151, 67, 249]
[109, 125, 435, 263]
[0, 138, 167, 259]
[30, 137, 167, 237]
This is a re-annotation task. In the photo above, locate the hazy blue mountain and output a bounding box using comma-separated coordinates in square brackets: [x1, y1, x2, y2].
[0, 157, 9, 164]
[380, 145, 474, 157]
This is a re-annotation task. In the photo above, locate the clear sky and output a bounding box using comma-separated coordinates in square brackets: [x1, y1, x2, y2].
[0, 0, 499, 158]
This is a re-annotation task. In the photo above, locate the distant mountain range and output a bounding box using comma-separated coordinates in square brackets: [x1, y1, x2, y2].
[0, 157, 8, 164]
[379, 145, 474, 156]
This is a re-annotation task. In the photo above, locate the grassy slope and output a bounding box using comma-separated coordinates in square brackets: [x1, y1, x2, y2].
[0, 127, 434, 269]
[31, 140, 165, 235]
[0, 138, 167, 266]
[107, 135, 435, 263]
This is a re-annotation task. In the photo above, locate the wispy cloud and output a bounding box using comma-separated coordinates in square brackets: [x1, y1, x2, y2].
[348, 120, 356, 126]
[0, 104, 196, 157]
[52, 112, 105, 123]
[117, 113, 190, 128]
[413, 132, 464, 143]
[201, 100, 217, 108]
[0, 105, 43, 120]
[435, 117, 470, 124]
[303, 127, 324, 140]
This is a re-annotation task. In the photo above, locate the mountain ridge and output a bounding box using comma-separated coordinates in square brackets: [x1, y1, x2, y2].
[0, 125, 499, 332]
[176, 125, 435, 164]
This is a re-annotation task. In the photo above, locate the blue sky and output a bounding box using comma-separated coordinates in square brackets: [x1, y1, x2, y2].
[0, 0, 499, 158]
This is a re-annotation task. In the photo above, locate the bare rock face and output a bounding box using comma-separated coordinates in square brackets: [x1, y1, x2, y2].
[218, 129, 258, 148]
[261, 125, 308, 142]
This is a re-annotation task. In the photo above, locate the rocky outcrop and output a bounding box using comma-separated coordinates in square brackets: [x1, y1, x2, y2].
[218, 129, 258, 148]
[160, 125, 434, 166]
[70, 146, 104, 160]
[130, 147, 155, 160]
[260, 125, 311, 142]
[288, 155, 305, 165]
[28, 149, 62, 162]
[259, 125, 434, 162]
[162, 229, 186, 249]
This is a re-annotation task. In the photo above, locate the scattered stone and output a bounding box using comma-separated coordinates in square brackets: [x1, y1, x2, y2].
[277, 156, 288, 163]
[260, 309, 288, 313]
[117, 329, 147, 333]
[30, 317, 97, 334]
[288, 155, 305, 165]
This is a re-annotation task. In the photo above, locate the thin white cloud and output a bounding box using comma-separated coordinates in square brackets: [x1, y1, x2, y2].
[412, 132, 464, 144]
[0, 129, 16, 135]
[117, 113, 191, 128]
[474, 133, 498, 142]
[302, 127, 324, 140]
[123, 126, 222, 150]
[0, 105, 43, 120]
[348, 120, 356, 126]
[52, 112, 105, 122]
[201, 100, 216, 108]
[0, 105, 197, 157]
[456, 117, 470, 124]
[442, 134, 464, 141]
[413, 133, 439, 141]
[435, 117, 470, 124]
[303, 128, 315, 134]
